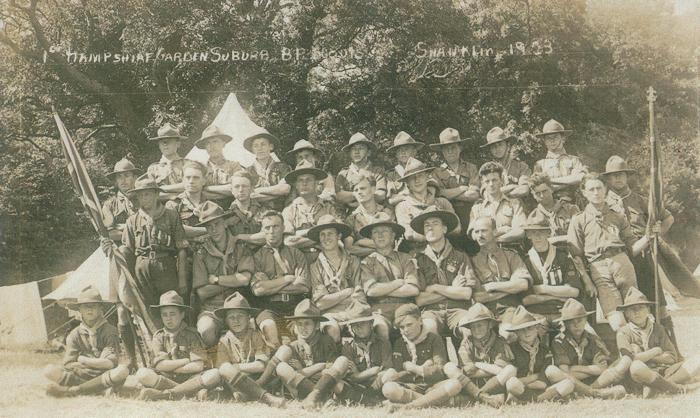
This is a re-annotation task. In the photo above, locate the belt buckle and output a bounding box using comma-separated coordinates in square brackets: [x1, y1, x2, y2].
[281, 294, 290, 302]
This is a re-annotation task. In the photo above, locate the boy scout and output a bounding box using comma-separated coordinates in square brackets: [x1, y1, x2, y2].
[544, 299, 627, 399]
[359, 213, 420, 339]
[395, 158, 460, 252]
[146, 123, 187, 195]
[335, 132, 388, 211]
[567, 172, 649, 331]
[195, 124, 243, 196]
[251, 210, 310, 349]
[528, 172, 580, 237]
[136, 291, 215, 401]
[617, 288, 700, 397]
[602, 155, 679, 347]
[286, 139, 335, 201]
[469, 162, 526, 244]
[412, 208, 473, 335]
[44, 287, 129, 397]
[282, 160, 339, 256]
[344, 175, 395, 257]
[192, 202, 254, 347]
[227, 171, 266, 247]
[482, 126, 531, 199]
[430, 128, 481, 229]
[243, 130, 292, 211]
[165, 160, 209, 238]
[102, 158, 138, 242]
[533, 119, 588, 202]
[386, 131, 425, 206]
[307, 215, 367, 342]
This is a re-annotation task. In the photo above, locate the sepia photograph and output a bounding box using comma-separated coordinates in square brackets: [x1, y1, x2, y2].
[1, 0, 699, 416]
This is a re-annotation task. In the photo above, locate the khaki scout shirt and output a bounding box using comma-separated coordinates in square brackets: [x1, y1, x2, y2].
[289, 331, 339, 368]
[207, 159, 244, 186]
[165, 192, 206, 227]
[528, 200, 580, 236]
[345, 204, 395, 239]
[251, 244, 310, 302]
[567, 203, 636, 263]
[395, 194, 457, 239]
[387, 165, 410, 199]
[245, 160, 292, 211]
[360, 250, 419, 300]
[102, 191, 135, 230]
[122, 205, 188, 257]
[341, 332, 393, 371]
[471, 247, 531, 309]
[433, 160, 480, 190]
[282, 197, 339, 233]
[215, 328, 270, 367]
[415, 241, 475, 310]
[616, 321, 678, 369]
[534, 150, 587, 180]
[64, 320, 120, 368]
[227, 199, 265, 236]
[335, 162, 387, 201]
[458, 331, 514, 366]
[147, 155, 185, 186]
[151, 324, 207, 367]
[392, 332, 447, 384]
[469, 195, 526, 231]
[606, 189, 672, 240]
[552, 330, 610, 367]
[309, 251, 364, 312]
[500, 157, 532, 187]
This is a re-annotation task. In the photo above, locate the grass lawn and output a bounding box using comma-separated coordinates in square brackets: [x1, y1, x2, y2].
[3, 298, 700, 417]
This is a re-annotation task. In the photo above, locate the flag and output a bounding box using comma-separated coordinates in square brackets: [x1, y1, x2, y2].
[53, 109, 157, 338]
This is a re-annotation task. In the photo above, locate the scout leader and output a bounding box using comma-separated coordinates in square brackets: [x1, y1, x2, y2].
[243, 129, 292, 211]
[102, 158, 139, 242]
[386, 131, 425, 206]
[146, 123, 187, 197]
[165, 160, 209, 239]
[412, 207, 474, 336]
[430, 127, 480, 229]
[136, 291, 214, 401]
[286, 139, 335, 201]
[335, 132, 388, 212]
[307, 215, 367, 343]
[567, 172, 650, 331]
[344, 175, 396, 257]
[251, 210, 310, 349]
[482, 126, 531, 200]
[616, 288, 700, 397]
[44, 287, 129, 398]
[359, 212, 420, 340]
[544, 298, 628, 400]
[191, 201, 255, 347]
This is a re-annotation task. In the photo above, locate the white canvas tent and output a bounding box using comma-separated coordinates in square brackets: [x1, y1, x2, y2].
[43, 247, 114, 305]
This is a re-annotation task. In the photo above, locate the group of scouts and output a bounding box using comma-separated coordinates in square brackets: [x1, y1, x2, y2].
[43, 119, 700, 409]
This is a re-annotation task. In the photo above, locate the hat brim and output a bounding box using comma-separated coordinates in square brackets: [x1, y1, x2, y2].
[429, 139, 470, 149]
[126, 185, 163, 196]
[284, 167, 328, 185]
[359, 221, 405, 239]
[148, 135, 187, 141]
[307, 222, 353, 243]
[243, 133, 280, 152]
[65, 300, 113, 311]
[195, 211, 234, 227]
[287, 146, 323, 158]
[195, 134, 233, 149]
[480, 136, 515, 148]
[398, 167, 434, 182]
[535, 130, 572, 137]
[285, 314, 329, 322]
[342, 315, 375, 326]
[214, 306, 260, 319]
[616, 301, 656, 311]
[342, 140, 377, 152]
[387, 142, 425, 153]
[602, 169, 636, 176]
[506, 318, 545, 332]
[458, 316, 499, 327]
[554, 311, 595, 323]
[106, 168, 140, 178]
[149, 303, 191, 312]
[409, 210, 459, 235]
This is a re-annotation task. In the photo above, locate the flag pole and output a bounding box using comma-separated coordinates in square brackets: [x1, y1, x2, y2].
[646, 87, 661, 320]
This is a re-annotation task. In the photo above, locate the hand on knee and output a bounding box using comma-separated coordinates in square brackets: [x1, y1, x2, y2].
[497, 365, 517, 385]
[135, 367, 159, 387]
[545, 365, 566, 383]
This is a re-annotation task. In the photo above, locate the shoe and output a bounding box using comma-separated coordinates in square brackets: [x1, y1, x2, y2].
[138, 388, 166, 401]
[301, 389, 322, 410]
[599, 385, 626, 399]
[46, 383, 75, 398]
[196, 388, 209, 401]
[261, 392, 286, 408]
[642, 386, 656, 399]
[479, 393, 505, 408]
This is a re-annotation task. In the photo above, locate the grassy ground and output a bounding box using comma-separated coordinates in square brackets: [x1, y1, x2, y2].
[3, 298, 700, 417]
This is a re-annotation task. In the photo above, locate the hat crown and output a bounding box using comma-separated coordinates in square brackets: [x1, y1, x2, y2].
[368, 210, 394, 225]
[524, 212, 551, 230]
[200, 124, 230, 141]
[349, 132, 370, 145]
[156, 123, 183, 138]
[622, 287, 650, 306]
[604, 155, 631, 172]
[292, 139, 317, 151]
[76, 287, 104, 304]
[293, 299, 323, 317]
[403, 157, 429, 175]
[294, 159, 316, 171]
[541, 119, 567, 134]
[158, 290, 185, 307]
[465, 303, 496, 323]
[315, 214, 343, 227]
[221, 292, 252, 311]
[197, 201, 226, 224]
[112, 158, 137, 173]
[393, 131, 416, 146]
[439, 127, 461, 144]
[132, 173, 159, 190]
[485, 126, 513, 144]
[510, 306, 538, 328]
[559, 298, 588, 320]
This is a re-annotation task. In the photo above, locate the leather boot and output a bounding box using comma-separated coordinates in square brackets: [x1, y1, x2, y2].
[255, 356, 281, 387]
[228, 369, 286, 407]
[302, 373, 337, 410]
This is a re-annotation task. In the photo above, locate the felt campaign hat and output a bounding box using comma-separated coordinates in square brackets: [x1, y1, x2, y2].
[555, 298, 595, 322]
[243, 129, 280, 153]
[195, 124, 233, 149]
[284, 159, 328, 185]
[505, 306, 545, 331]
[341, 132, 377, 152]
[126, 174, 162, 196]
[148, 123, 187, 141]
[522, 213, 553, 231]
[341, 306, 376, 326]
[106, 158, 140, 178]
[458, 303, 499, 327]
[307, 214, 353, 243]
[66, 287, 113, 311]
[195, 201, 233, 227]
[387, 131, 425, 153]
[150, 290, 190, 311]
[409, 206, 459, 236]
[481, 126, 516, 148]
[214, 292, 259, 319]
[286, 139, 324, 159]
[602, 155, 636, 176]
[616, 287, 656, 311]
[285, 299, 328, 322]
[535, 119, 572, 137]
[359, 211, 405, 239]
[430, 127, 469, 149]
[398, 158, 434, 182]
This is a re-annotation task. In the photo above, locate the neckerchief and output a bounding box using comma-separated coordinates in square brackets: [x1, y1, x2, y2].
[159, 155, 183, 166]
[368, 251, 402, 282]
[486, 251, 503, 280]
[628, 315, 656, 351]
[78, 318, 107, 357]
[253, 159, 274, 187]
[352, 336, 373, 368]
[472, 331, 497, 362]
[544, 149, 568, 160]
[163, 322, 187, 352]
[317, 251, 349, 291]
[224, 329, 253, 364]
[291, 197, 322, 228]
[347, 161, 370, 180]
[537, 201, 562, 236]
[353, 203, 383, 226]
[528, 245, 557, 285]
[423, 240, 453, 285]
[115, 191, 135, 215]
[606, 190, 628, 215]
[231, 199, 253, 218]
[203, 234, 237, 275]
[440, 161, 463, 182]
[297, 330, 321, 367]
[564, 331, 589, 365]
[518, 337, 541, 375]
[176, 192, 203, 214]
[266, 245, 291, 275]
[402, 326, 429, 364]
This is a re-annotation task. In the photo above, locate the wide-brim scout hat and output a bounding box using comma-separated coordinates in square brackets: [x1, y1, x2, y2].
[284, 159, 328, 184]
[430, 127, 469, 149]
[523, 213, 552, 231]
[458, 303, 499, 327]
[149, 122, 187, 141]
[150, 290, 190, 312]
[398, 158, 434, 182]
[243, 130, 280, 153]
[307, 214, 353, 243]
[505, 306, 545, 331]
[359, 211, 405, 239]
[286, 139, 324, 159]
[409, 207, 459, 236]
[341, 306, 376, 326]
[342, 132, 377, 152]
[195, 201, 233, 227]
[195, 124, 233, 149]
[285, 299, 328, 322]
[214, 292, 259, 319]
[387, 131, 425, 153]
[481, 126, 516, 148]
[602, 155, 636, 176]
[535, 119, 572, 137]
[106, 158, 140, 178]
[126, 174, 163, 196]
[616, 287, 656, 311]
[66, 287, 113, 311]
[555, 298, 595, 323]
